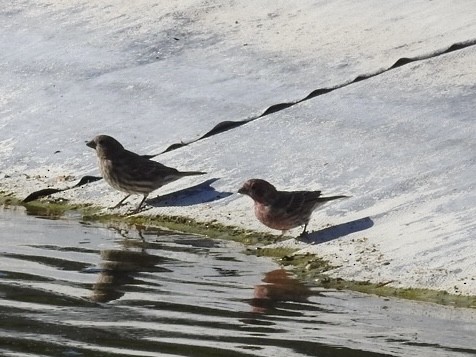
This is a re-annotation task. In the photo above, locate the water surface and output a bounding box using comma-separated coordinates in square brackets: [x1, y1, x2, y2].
[0, 207, 475, 357]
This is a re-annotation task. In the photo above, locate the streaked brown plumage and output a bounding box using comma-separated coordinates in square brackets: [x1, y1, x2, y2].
[238, 178, 348, 236]
[87, 135, 205, 213]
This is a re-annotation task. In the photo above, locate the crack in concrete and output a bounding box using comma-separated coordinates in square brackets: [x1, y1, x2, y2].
[149, 38, 476, 158]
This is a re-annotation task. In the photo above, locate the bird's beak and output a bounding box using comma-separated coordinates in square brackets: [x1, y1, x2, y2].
[238, 186, 247, 195]
[86, 140, 96, 149]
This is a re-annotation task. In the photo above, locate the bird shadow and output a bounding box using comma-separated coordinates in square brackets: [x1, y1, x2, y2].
[147, 178, 232, 207]
[298, 216, 374, 244]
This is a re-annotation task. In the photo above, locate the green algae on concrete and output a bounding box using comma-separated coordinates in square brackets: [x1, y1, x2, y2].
[82, 213, 282, 246]
[260, 249, 476, 309]
[0, 193, 281, 246]
[0, 193, 99, 218]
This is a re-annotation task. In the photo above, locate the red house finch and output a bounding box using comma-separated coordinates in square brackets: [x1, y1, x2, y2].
[87, 135, 205, 213]
[238, 179, 348, 236]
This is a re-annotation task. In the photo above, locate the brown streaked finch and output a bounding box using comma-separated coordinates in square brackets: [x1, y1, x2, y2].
[87, 135, 206, 213]
[238, 178, 348, 236]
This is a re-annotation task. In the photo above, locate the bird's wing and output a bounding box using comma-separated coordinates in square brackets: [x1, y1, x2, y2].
[119, 151, 180, 179]
[271, 190, 321, 214]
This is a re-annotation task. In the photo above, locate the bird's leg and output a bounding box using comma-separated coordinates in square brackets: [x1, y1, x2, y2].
[138, 230, 146, 243]
[132, 194, 149, 214]
[275, 230, 288, 243]
[298, 224, 309, 238]
[112, 194, 131, 209]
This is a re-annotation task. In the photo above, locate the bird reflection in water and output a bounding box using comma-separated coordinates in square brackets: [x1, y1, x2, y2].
[250, 269, 313, 313]
[90, 227, 171, 303]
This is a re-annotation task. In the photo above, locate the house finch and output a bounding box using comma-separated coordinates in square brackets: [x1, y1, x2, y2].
[87, 135, 206, 213]
[238, 179, 348, 236]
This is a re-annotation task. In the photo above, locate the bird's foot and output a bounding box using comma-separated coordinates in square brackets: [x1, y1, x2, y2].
[127, 205, 151, 215]
[107, 202, 128, 211]
[296, 230, 310, 242]
[127, 207, 142, 215]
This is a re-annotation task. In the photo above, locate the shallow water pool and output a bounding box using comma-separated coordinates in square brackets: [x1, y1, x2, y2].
[0, 207, 475, 357]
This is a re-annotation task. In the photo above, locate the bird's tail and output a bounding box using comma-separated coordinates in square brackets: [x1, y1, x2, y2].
[179, 171, 207, 176]
[319, 195, 349, 202]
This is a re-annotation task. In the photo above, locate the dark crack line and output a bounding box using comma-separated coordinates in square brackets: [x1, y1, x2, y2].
[148, 38, 476, 158]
